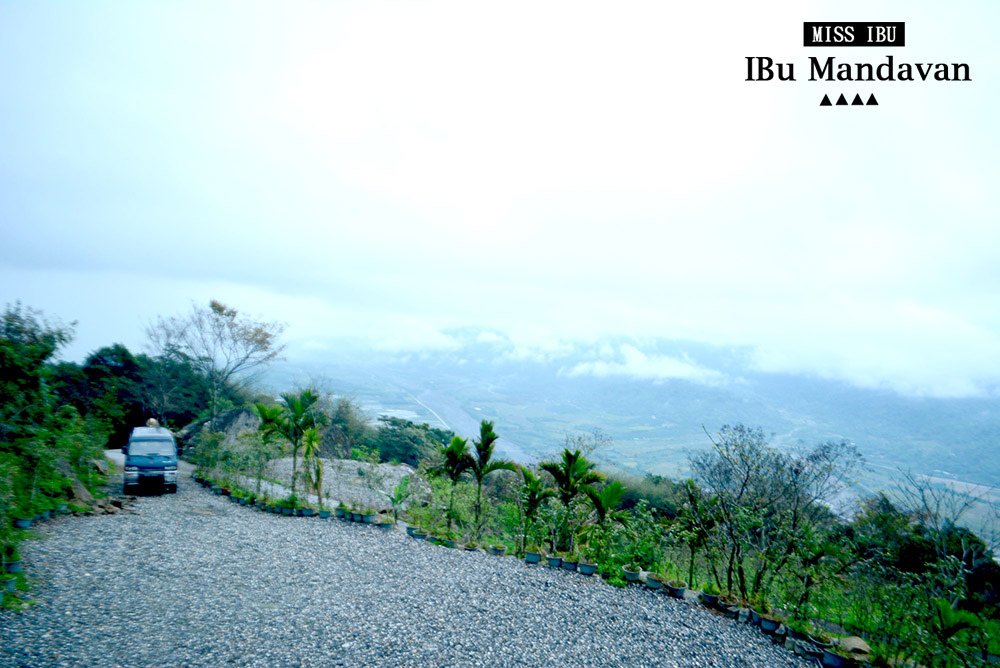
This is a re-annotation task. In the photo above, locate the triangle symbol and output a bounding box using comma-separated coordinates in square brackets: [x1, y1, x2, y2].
[867, 94, 879, 106]
[836, 94, 848, 106]
[852, 94, 864, 106]
[820, 94, 832, 107]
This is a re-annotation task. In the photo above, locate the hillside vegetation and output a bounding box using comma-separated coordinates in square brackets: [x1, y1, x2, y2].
[4, 302, 1000, 666]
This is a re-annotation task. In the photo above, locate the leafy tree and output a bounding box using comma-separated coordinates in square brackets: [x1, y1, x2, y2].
[0, 303, 106, 532]
[1, 302, 74, 443]
[673, 479, 718, 586]
[468, 420, 516, 538]
[80, 344, 146, 447]
[134, 351, 211, 428]
[372, 415, 452, 466]
[148, 300, 285, 429]
[323, 397, 375, 458]
[540, 448, 604, 551]
[690, 424, 861, 598]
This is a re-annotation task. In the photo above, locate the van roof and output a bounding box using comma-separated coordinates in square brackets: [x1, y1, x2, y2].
[129, 426, 175, 440]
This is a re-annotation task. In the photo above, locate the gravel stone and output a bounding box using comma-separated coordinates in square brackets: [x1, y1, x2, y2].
[1, 468, 811, 668]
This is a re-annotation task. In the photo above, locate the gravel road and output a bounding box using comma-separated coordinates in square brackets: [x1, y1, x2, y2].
[1, 470, 810, 668]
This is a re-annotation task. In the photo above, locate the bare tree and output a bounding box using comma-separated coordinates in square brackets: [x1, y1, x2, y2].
[148, 300, 285, 429]
[891, 470, 1000, 605]
[690, 424, 862, 598]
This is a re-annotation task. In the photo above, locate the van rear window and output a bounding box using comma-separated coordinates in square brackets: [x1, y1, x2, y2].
[129, 439, 175, 456]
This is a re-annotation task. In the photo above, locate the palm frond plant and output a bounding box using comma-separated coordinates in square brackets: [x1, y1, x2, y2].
[469, 420, 516, 539]
[539, 448, 604, 552]
[252, 403, 285, 495]
[302, 427, 323, 510]
[580, 480, 631, 567]
[517, 466, 556, 556]
[386, 475, 412, 526]
[430, 436, 473, 532]
[276, 389, 325, 500]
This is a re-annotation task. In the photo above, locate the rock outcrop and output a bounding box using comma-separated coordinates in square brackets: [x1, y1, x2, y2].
[177, 408, 261, 452]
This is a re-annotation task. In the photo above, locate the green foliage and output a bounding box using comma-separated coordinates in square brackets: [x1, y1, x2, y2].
[468, 420, 516, 538]
[262, 389, 326, 499]
[516, 466, 556, 555]
[49, 342, 223, 447]
[372, 415, 452, 466]
[408, 474, 473, 536]
[579, 480, 631, 565]
[386, 475, 412, 525]
[0, 303, 109, 565]
[539, 448, 604, 551]
[430, 436, 474, 532]
[690, 424, 862, 598]
[302, 427, 324, 509]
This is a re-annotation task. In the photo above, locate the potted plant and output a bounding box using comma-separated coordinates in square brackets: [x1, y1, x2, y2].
[489, 544, 507, 556]
[759, 612, 785, 635]
[464, 542, 478, 552]
[412, 527, 427, 540]
[1, 572, 15, 593]
[385, 475, 412, 528]
[545, 553, 563, 568]
[622, 564, 641, 583]
[525, 545, 543, 563]
[718, 592, 740, 615]
[665, 579, 687, 599]
[561, 552, 579, 571]
[820, 645, 851, 668]
[747, 595, 768, 625]
[12, 500, 35, 528]
[334, 502, 348, 519]
[699, 582, 720, 608]
[575, 544, 598, 574]
[809, 630, 834, 650]
[362, 509, 377, 524]
[645, 572, 664, 591]
[3, 545, 22, 574]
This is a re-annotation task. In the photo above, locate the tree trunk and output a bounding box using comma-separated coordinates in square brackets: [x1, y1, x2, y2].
[448, 482, 456, 532]
[688, 545, 697, 585]
[475, 480, 483, 538]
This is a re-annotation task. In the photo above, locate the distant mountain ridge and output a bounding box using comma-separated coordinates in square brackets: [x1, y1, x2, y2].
[266, 331, 1000, 490]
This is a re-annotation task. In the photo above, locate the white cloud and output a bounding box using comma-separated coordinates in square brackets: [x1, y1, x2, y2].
[566, 344, 726, 385]
[2, 0, 999, 399]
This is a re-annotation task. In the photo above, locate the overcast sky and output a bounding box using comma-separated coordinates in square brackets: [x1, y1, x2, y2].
[2, 1, 998, 399]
